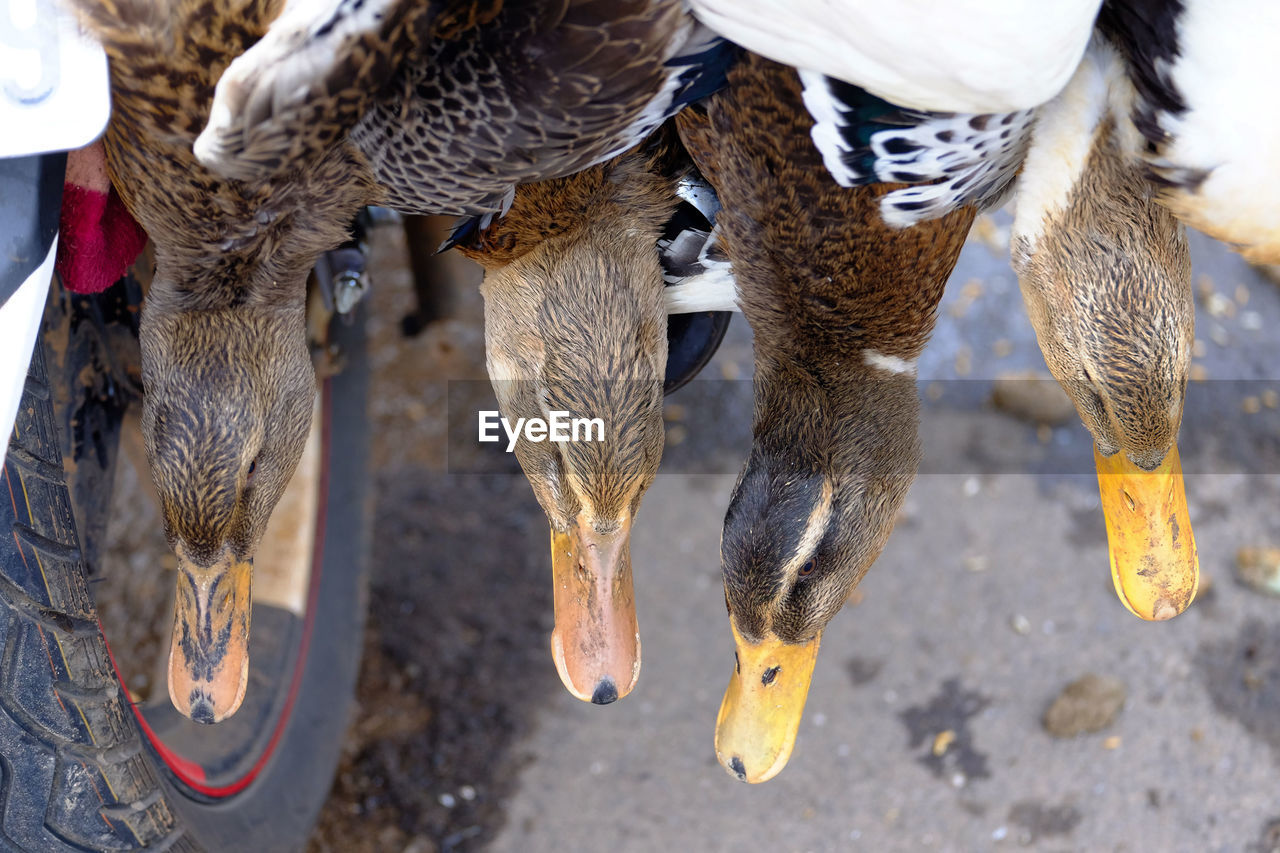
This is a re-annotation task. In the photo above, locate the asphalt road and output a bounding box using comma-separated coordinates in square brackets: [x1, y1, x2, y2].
[311, 214, 1280, 853]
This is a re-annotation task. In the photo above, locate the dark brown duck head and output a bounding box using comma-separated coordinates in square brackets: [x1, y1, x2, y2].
[716, 363, 927, 783]
[678, 53, 976, 782]
[75, 0, 377, 721]
[457, 139, 685, 705]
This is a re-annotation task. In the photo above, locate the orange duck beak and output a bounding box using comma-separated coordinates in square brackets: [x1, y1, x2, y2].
[168, 544, 252, 724]
[1094, 443, 1199, 620]
[549, 517, 641, 705]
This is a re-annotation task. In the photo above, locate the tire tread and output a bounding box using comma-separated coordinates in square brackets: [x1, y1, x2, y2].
[0, 339, 197, 852]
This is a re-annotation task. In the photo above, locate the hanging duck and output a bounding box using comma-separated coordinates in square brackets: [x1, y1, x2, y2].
[447, 129, 721, 704]
[677, 53, 978, 783]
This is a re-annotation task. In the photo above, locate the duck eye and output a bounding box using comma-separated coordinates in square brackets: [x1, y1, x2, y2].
[246, 459, 258, 484]
[798, 558, 817, 578]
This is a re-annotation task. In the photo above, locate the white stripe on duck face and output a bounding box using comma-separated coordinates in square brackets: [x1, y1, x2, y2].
[862, 349, 917, 376]
[772, 477, 834, 614]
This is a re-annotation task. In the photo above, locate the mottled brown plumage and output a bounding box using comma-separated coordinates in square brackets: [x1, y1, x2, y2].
[454, 135, 687, 704]
[1013, 117, 1192, 470]
[678, 54, 975, 782]
[678, 54, 974, 646]
[196, 0, 722, 215]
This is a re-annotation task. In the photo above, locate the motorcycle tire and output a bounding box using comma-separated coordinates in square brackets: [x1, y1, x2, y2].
[0, 280, 370, 852]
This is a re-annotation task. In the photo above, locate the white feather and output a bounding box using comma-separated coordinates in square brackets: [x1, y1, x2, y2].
[875, 111, 1033, 227]
[688, 0, 1101, 113]
[801, 70, 1032, 226]
[798, 68, 858, 187]
[1151, 0, 1280, 261]
[862, 349, 917, 376]
[664, 268, 739, 314]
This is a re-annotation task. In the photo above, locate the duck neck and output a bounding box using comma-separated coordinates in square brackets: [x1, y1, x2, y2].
[145, 241, 313, 318]
[751, 350, 921, 463]
[459, 137, 684, 271]
[730, 180, 973, 377]
[1012, 33, 1146, 263]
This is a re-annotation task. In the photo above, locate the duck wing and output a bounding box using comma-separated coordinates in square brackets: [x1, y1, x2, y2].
[1095, 0, 1188, 154]
[354, 0, 734, 215]
[195, 0, 733, 214]
[688, 0, 1101, 113]
[194, 0, 443, 182]
[799, 73, 1033, 227]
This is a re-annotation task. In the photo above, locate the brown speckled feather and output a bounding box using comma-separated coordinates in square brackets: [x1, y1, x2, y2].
[195, 0, 725, 216]
[677, 54, 975, 644]
[78, 0, 380, 302]
[1013, 116, 1192, 469]
[457, 132, 688, 528]
[191, 0, 446, 181]
[354, 0, 695, 214]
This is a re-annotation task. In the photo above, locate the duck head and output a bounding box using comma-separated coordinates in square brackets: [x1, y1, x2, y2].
[717, 366, 922, 782]
[140, 299, 315, 723]
[120, 182, 368, 727]
[1013, 36, 1197, 620]
[483, 235, 666, 705]
[1014, 129, 1192, 471]
[462, 142, 681, 704]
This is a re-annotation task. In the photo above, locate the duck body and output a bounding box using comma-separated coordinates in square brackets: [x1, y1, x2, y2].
[1099, 0, 1280, 262]
[687, 0, 1102, 113]
[454, 132, 693, 704]
[196, 0, 734, 218]
[677, 52, 976, 783]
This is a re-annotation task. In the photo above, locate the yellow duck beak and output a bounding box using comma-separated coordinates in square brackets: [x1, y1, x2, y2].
[168, 545, 252, 724]
[549, 518, 640, 705]
[715, 620, 821, 783]
[1094, 443, 1199, 620]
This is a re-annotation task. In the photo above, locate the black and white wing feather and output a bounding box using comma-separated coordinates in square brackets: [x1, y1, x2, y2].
[799, 71, 1033, 228]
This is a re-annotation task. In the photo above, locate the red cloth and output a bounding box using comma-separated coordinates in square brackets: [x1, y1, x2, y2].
[55, 143, 149, 294]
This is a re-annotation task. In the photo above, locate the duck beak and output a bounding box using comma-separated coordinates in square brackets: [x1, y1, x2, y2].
[715, 620, 820, 783]
[1094, 443, 1199, 620]
[549, 517, 640, 705]
[168, 545, 252, 723]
